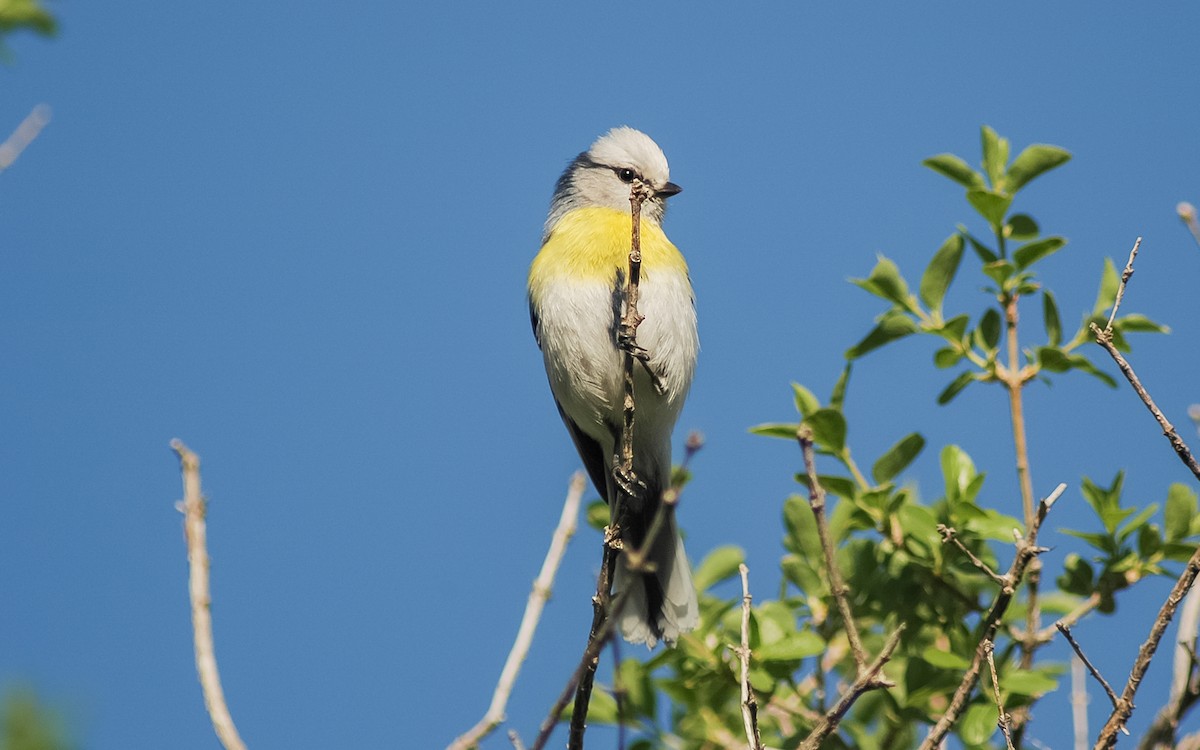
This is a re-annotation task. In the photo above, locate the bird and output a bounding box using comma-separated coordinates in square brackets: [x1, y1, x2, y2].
[528, 127, 699, 647]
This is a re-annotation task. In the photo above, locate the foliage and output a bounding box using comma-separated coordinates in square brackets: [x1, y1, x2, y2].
[0, 0, 55, 61]
[0, 688, 72, 750]
[574, 127, 1189, 748]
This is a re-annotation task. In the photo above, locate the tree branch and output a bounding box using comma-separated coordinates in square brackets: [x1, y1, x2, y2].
[919, 483, 1065, 750]
[737, 564, 764, 750]
[171, 439, 248, 750]
[448, 473, 586, 750]
[984, 639, 1016, 750]
[0, 104, 51, 173]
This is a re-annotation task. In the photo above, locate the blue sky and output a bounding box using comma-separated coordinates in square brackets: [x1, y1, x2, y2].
[3, 3, 1200, 748]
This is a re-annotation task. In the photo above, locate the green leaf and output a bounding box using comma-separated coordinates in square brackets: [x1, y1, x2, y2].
[796, 473, 858, 500]
[934, 347, 963, 368]
[941, 444, 979, 501]
[693, 546, 745, 591]
[1013, 236, 1067, 269]
[1117, 503, 1158, 543]
[981, 125, 1010, 189]
[979, 308, 1001, 350]
[961, 229, 999, 263]
[1043, 290, 1062, 346]
[1038, 346, 1070, 373]
[922, 647, 971, 670]
[851, 254, 914, 309]
[802, 409, 847, 453]
[919, 234, 966, 312]
[792, 382, 820, 418]
[1093, 258, 1120, 316]
[872, 433, 926, 484]
[1067, 354, 1118, 388]
[581, 687, 620, 725]
[959, 701, 997, 746]
[586, 500, 610, 531]
[1007, 213, 1040, 239]
[830, 363, 852, 412]
[749, 422, 800, 439]
[1002, 668, 1059, 697]
[846, 311, 918, 359]
[938, 371, 976, 405]
[923, 153, 984, 188]
[967, 188, 1012, 229]
[1166, 484, 1199, 542]
[982, 259, 1015, 286]
[1115, 313, 1170, 334]
[1006, 144, 1072, 193]
[755, 630, 825, 662]
[941, 314, 970, 342]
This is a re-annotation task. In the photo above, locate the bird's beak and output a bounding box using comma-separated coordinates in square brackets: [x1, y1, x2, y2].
[657, 182, 682, 198]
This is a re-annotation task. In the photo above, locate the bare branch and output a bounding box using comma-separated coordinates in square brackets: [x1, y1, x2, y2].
[797, 625, 906, 750]
[1057, 623, 1120, 710]
[1090, 241, 1200, 483]
[1136, 585, 1200, 750]
[919, 483, 1065, 750]
[0, 104, 51, 173]
[737, 564, 764, 750]
[1095, 553, 1200, 748]
[984, 640, 1016, 750]
[448, 473, 585, 750]
[938, 525, 1006, 584]
[796, 428, 867, 670]
[170, 439, 248, 750]
[1104, 237, 1142, 332]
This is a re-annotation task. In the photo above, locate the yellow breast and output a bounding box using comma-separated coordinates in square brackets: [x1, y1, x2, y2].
[529, 207, 688, 286]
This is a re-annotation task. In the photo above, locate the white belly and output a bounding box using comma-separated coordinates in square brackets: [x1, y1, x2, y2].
[534, 268, 698, 462]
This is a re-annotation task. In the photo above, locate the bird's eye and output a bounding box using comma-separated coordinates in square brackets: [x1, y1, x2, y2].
[617, 168, 636, 183]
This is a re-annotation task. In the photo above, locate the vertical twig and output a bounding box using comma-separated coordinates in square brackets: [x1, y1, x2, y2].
[566, 181, 653, 750]
[1073, 654, 1089, 750]
[796, 428, 867, 670]
[171, 440, 248, 750]
[737, 564, 764, 750]
[448, 473, 586, 750]
[984, 640, 1016, 750]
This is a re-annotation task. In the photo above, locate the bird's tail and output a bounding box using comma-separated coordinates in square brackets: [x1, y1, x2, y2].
[612, 514, 699, 648]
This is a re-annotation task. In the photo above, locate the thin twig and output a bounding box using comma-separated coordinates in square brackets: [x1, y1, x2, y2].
[737, 564, 764, 750]
[1090, 241, 1200, 483]
[797, 625, 906, 750]
[1033, 592, 1102, 644]
[1073, 654, 1089, 750]
[0, 104, 51, 173]
[566, 181, 653, 750]
[1057, 623, 1120, 710]
[508, 730, 527, 750]
[1105, 237, 1142, 331]
[448, 473, 586, 750]
[171, 440, 248, 750]
[530, 495, 681, 750]
[1095, 552, 1200, 748]
[1138, 585, 1200, 750]
[984, 640, 1016, 750]
[797, 427, 867, 670]
[919, 483, 1065, 750]
[938, 525, 1006, 584]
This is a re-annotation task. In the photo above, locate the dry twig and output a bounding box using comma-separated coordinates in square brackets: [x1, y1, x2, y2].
[1138, 586, 1200, 750]
[797, 427, 868, 670]
[919, 483, 1065, 750]
[1057, 623, 1120, 711]
[1073, 654, 1089, 750]
[984, 640, 1016, 750]
[1178, 203, 1200, 250]
[1085, 235, 1200, 747]
[938, 525, 1006, 585]
[0, 104, 50, 173]
[448, 473, 586, 750]
[565, 182, 653, 750]
[737, 564, 764, 750]
[171, 439, 248, 750]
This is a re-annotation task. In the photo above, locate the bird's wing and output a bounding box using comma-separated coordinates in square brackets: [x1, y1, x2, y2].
[554, 399, 609, 504]
[529, 299, 542, 350]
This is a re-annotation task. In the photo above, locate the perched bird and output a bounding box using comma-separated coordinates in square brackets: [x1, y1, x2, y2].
[528, 127, 699, 647]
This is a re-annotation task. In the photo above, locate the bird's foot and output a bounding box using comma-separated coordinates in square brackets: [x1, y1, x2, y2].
[612, 463, 647, 502]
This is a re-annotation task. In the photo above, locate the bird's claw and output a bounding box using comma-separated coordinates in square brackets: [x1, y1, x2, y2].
[612, 464, 647, 501]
